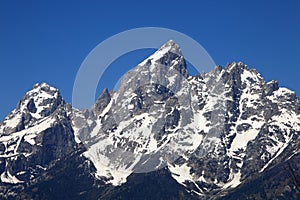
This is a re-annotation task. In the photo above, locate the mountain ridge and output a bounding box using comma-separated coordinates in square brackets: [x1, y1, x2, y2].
[0, 41, 299, 199]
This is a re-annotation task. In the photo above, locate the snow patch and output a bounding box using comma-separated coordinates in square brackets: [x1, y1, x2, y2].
[1, 170, 23, 184]
[168, 163, 193, 186]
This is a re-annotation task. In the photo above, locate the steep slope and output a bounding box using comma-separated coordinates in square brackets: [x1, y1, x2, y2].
[0, 83, 95, 199]
[0, 40, 299, 199]
[218, 152, 300, 200]
[176, 62, 300, 197]
[81, 40, 206, 186]
[78, 41, 300, 197]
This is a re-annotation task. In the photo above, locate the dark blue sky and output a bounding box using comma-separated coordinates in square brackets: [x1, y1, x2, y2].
[1, 0, 300, 120]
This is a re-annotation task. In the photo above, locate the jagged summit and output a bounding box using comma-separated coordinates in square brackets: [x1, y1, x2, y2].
[157, 39, 182, 56]
[32, 82, 57, 90]
[224, 61, 261, 75]
[0, 43, 300, 199]
[79, 48, 300, 192]
[0, 82, 64, 136]
[92, 88, 111, 115]
[140, 40, 184, 66]
[17, 82, 64, 114]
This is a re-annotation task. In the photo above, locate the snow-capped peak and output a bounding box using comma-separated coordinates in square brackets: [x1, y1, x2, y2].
[18, 82, 63, 117]
[0, 40, 299, 199]
[0, 83, 64, 135]
[140, 40, 183, 66]
[157, 40, 182, 56]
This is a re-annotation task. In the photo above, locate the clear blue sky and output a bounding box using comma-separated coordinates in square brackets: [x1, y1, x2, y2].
[1, 0, 300, 120]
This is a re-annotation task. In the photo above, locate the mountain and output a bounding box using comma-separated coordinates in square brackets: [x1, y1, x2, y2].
[0, 40, 299, 199]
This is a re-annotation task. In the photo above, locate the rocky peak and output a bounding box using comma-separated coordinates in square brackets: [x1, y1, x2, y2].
[92, 88, 111, 115]
[157, 40, 182, 56]
[0, 40, 299, 199]
[1, 83, 64, 135]
[265, 80, 279, 96]
[138, 40, 188, 79]
[16, 82, 64, 115]
[104, 41, 191, 128]
[226, 61, 247, 69]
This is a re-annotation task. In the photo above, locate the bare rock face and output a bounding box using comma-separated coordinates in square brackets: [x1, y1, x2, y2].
[92, 88, 111, 115]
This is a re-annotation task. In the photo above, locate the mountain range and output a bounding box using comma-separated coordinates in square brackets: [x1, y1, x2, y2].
[0, 40, 299, 199]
